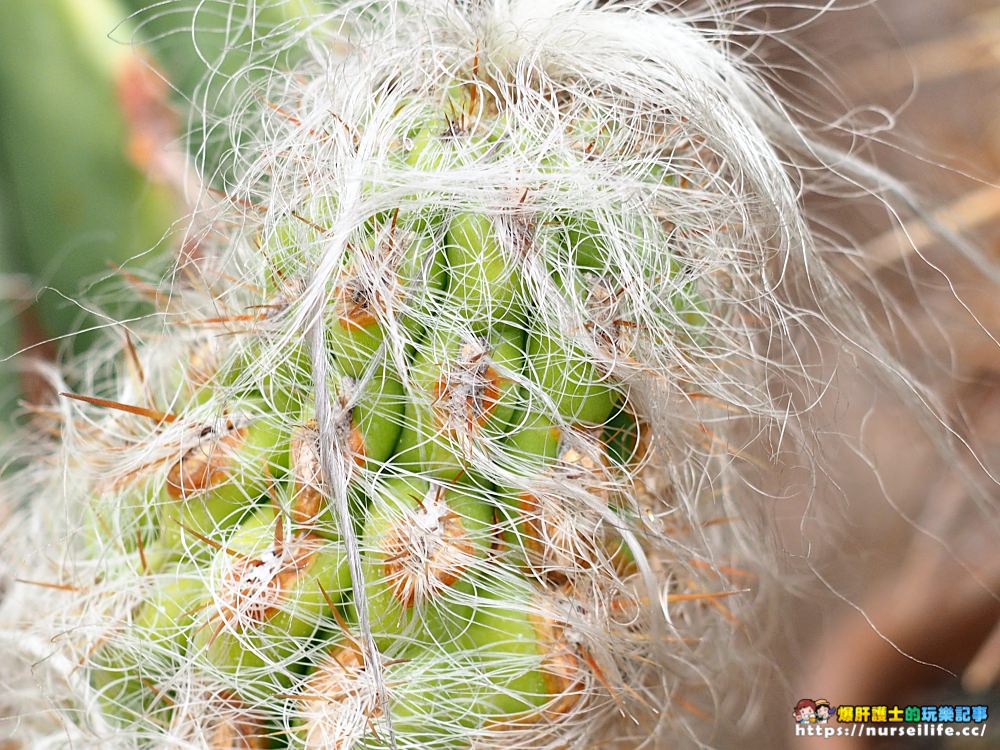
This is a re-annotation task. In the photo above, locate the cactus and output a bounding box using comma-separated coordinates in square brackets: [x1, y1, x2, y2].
[0, 0, 180, 348]
[0, 181, 28, 416]
[0, 1, 967, 748]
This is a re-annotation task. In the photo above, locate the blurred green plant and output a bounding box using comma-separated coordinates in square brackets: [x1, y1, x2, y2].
[125, 0, 327, 96]
[0, 183, 29, 418]
[0, 0, 181, 357]
[124, 0, 328, 181]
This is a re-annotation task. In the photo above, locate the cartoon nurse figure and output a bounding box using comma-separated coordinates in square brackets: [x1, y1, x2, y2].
[793, 699, 817, 724]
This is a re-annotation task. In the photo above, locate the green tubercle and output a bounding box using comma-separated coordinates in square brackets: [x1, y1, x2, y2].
[294, 647, 484, 750]
[361, 474, 494, 650]
[222, 340, 313, 419]
[134, 566, 208, 654]
[497, 412, 628, 579]
[444, 212, 524, 326]
[151, 399, 290, 566]
[459, 577, 583, 721]
[288, 368, 404, 534]
[189, 508, 351, 689]
[525, 323, 617, 426]
[326, 216, 447, 376]
[89, 645, 173, 730]
[89, 568, 204, 728]
[394, 325, 525, 479]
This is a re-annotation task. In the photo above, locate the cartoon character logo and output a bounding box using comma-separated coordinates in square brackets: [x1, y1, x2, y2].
[815, 699, 833, 723]
[794, 699, 817, 724]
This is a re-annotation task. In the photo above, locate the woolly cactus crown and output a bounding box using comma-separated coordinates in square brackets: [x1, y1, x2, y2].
[0, 1, 927, 748]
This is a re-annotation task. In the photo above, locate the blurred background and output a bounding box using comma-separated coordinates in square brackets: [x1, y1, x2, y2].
[0, 1, 996, 748]
[0, 0, 323, 409]
[756, 1, 1000, 747]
